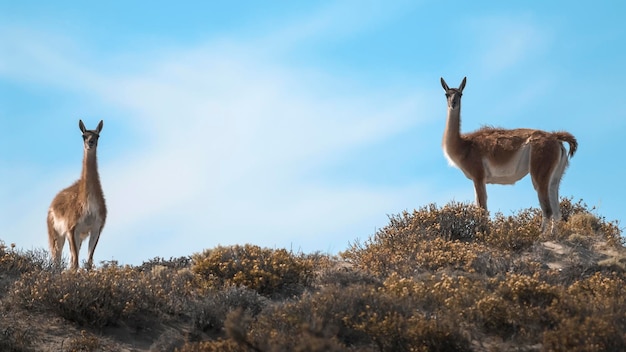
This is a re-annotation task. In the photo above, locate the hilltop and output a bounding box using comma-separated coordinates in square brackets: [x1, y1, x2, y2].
[0, 199, 624, 351]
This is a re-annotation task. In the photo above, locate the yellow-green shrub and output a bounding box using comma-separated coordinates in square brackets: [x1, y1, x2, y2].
[344, 236, 507, 277]
[478, 208, 542, 251]
[544, 273, 626, 351]
[192, 244, 315, 298]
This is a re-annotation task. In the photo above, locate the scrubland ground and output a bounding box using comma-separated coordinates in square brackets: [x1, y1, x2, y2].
[0, 199, 624, 352]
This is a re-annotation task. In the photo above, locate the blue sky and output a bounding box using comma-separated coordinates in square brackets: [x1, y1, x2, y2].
[1, 1, 624, 266]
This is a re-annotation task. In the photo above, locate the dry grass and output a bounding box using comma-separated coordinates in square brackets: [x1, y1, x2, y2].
[0, 198, 624, 351]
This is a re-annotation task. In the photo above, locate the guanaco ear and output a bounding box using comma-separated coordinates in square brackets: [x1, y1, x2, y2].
[96, 120, 104, 134]
[440, 77, 450, 91]
[459, 77, 467, 92]
[79, 120, 86, 133]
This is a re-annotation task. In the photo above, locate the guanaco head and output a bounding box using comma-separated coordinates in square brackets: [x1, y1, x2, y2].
[79, 120, 103, 151]
[440, 77, 466, 110]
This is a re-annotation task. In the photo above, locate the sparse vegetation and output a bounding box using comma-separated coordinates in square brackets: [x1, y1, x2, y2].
[0, 199, 624, 351]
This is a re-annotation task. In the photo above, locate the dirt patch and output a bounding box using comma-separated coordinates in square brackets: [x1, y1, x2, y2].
[541, 241, 570, 270]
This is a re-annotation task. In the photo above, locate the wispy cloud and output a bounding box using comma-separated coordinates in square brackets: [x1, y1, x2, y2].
[253, 0, 414, 52]
[95, 44, 429, 261]
[0, 3, 437, 264]
[467, 15, 552, 76]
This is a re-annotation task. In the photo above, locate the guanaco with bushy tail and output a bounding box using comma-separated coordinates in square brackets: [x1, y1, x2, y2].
[440, 77, 577, 234]
[48, 120, 106, 270]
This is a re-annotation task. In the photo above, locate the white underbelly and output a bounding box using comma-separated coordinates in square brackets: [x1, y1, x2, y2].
[483, 145, 531, 184]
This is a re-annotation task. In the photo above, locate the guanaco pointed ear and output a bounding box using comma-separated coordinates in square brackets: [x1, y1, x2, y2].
[79, 120, 86, 133]
[96, 120, 104, 134]
[441, 77, 450, 91]
[459, 77, 467, 92]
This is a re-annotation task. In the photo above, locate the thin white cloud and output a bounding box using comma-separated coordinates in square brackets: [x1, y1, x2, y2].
[0, 26, 97, 91]
[0, 4, 435, 265]
[467, 15, 552, 76]
[94, 47, 426, 262]
[255, 0, 414, 52]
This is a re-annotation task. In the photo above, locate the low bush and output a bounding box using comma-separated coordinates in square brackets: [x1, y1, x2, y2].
[1, 199, 623, 351]
[192, 244, 316, 298]
[544, 272, 626, 350]
[190, 285, 268, 335]
[10, 263, 196, 328]
[478, 208, 542, 251]
[232, 281, 472, 352]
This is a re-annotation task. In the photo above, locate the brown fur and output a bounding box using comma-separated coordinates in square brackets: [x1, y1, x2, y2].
[466, 128, 577, 161]
[47, 120, 107, 270]
[441, 77, 577, 233]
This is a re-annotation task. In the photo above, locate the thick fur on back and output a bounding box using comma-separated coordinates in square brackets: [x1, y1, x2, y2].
[464, 127, 577, 163]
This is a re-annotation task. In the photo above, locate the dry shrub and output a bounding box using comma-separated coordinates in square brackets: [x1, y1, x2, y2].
[558, 211, 602, 246]
[558, 198, 623, 247]
[342, 235, 415, 278]
[344, 235, 507, 277]
[478, 208, 542, 251]
[414, 239, 479, 272]
[245, 285, 374, 350]
[137, 256, 192, 272]
[10, 264, 196, 328]
[192, 244, 315, 298]
[344, 274, 474, 351]
[431, 202, 489, 241]
[559, 197, 594, 221]
[314, 262, 380, 288]
[417, 239, 508, 274]
[472, 273, 560, 340]
[226, 306, 349, 352]
[382, 272, 486, 320]
[175, 339, 242, 352]
[567, 232, 592, 247]
[63, 330, 102, 352]
[331, 286, 425, 351]
[497, 273, 560, 308]
[473, 294, 517, 337]
[236, 281, 471, 352]
[1, 198, 623, 351]
[0, 242, 53, 280]
[345, 311, 471, 352]
[383, 272, 562, 343]
[542, 316, 626, 352]
[190, 285, 267, 335]
[598, 220, 624, 248]
[542, 272, 626, 350]
[567, 213, 602, 234]
[342, 203, 493, 277]
[379, 202, 488, 242]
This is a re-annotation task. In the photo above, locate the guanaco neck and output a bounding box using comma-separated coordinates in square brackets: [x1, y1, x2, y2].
[443, 103, 465, 160]
[78, 148, 103, 201]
